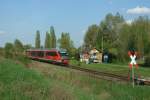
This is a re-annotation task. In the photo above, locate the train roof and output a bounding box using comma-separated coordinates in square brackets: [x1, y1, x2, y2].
[26, 48, 67, 52]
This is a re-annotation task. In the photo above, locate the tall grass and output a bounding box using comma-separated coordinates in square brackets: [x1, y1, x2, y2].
[0, 59, 99, 100]
[0, 59, 50, 100]
[1, 58, 149, 100]
[31, 61, 150, 100]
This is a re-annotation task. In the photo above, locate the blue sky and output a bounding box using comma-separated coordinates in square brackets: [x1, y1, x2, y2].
[0, 0, 150, 47]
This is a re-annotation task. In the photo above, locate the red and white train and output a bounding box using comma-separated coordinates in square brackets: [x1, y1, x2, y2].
[26, 49, 69, 65]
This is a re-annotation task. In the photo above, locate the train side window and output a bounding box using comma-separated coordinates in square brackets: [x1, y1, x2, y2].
[46, 52, 57, 56]
[38, 51, 44, 57]
[31, 51, 37, 57]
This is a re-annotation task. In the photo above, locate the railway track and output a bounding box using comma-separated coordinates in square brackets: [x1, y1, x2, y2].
[32, 60, 150, 86]
[63, 65, 150, 86]
[68, 65, 128, 82]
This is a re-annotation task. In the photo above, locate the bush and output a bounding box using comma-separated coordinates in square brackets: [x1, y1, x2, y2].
[4, 42, 14, 58]
[15, 55, 31, 66]
[144, 55, 150, 67]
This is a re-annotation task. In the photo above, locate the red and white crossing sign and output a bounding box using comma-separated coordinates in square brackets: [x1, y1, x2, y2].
[128, 51, 138, 87]
[128, 51, 138, 69]
[130, 54, 136, 65]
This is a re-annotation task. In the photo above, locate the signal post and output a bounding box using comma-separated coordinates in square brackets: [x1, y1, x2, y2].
[128, 51, 138, 87]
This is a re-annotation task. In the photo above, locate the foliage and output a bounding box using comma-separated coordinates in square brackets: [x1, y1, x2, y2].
[4, 39, 31, 65]
[118, 16, 150, 62]
[16, 55, 31, 66]
[0, 47, 4, 57]
[144, 54, 150, 67]
[58, 32, 76, 56]
[4, 42, 14, 58]
[44, 31, 51, 48]
[50, 26, 56, 48]
[14, 39, 24, 55]
[84, 13, 124, 51]
[83, 13, 150, 63]
[44, 26, 56, 49]
[23, 44, 32, 50]
[35, 30, 41, 48]
[84, 24, 99, 49]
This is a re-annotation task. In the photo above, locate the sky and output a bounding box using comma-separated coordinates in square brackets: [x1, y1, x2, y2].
[0, 0, 150, 47]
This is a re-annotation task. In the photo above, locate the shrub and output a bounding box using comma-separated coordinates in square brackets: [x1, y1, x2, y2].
[4, 42, 14, 58]
[16, 55, 31, 66]
[144, 55, 150, 67]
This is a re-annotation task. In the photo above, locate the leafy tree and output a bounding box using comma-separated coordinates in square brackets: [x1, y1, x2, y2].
[0, 47, 4, 57]
[118, 16, 150, 62]
[50, 26, 56, 48]
[117, 24, 131, 61]
[14, 39, 24, 53]
[58, 32, 69, 49]
[83, 13, 124, 53]
[95, 27, 103, 50]
[84, 24, 99, 49]
[35, 30, 41, 48]
[100, 13, 124, 49]
[44, 31, 51, 48]
[132, 16, 150, 56]
[4, 42, 14, 58]
[24, 44, 32, 50]
[58, 32, 76, 56]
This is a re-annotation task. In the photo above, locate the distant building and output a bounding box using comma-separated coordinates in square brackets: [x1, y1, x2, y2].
[80, 48, 102, 64]
[89, 48, 102, 63]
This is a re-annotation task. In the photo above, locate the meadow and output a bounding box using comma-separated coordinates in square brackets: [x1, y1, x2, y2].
[0, 58, 150, 100]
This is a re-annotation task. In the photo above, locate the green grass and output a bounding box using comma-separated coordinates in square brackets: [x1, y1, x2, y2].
[0, 58, 150, 100]
[71, 60, 150, 77]
[0, 58, 98, 100]
[30, 61, 150, 100]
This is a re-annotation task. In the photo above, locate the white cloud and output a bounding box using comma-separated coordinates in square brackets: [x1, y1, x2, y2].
[126, 20, 133, 25]
[127, 6, 150, 14]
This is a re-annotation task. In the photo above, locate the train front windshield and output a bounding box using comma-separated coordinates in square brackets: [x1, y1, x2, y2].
[59, 52, 69, 58]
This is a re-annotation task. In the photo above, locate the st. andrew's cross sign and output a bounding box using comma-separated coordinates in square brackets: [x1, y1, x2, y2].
[128, 51, 138, 69]
[128, 51, 138, 87]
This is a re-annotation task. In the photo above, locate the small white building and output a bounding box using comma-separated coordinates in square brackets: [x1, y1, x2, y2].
[89, 48, 102, 63]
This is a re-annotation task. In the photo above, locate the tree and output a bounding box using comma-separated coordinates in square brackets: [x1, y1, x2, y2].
[117, 24, 131, 61]
[14, 39, 24, 52]
[0, 47, 4, 57]
[118, 16, 150, 61]
[100, 13, 124, 49]
[95, 27, 103, 50]
[24, 44, 32, 50]
[58, 32, 76, 56]
[58, 32, 69, 49]
[50, 26, 56, 48]
[35, 30, 40, 48]
[84, 24, 99, 49]
[132, 16, 150, 57]
[83, 13, 124, 52]
[83, 13, 150, 62]
[4, 42, 14, 58]
[44, 31, 51, 48]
